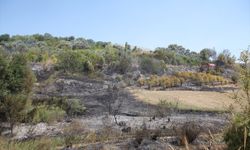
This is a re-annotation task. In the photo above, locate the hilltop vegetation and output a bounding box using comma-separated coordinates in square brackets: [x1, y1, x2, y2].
[0, 33, 236, 76]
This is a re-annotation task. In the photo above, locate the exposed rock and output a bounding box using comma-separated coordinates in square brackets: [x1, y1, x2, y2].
[31, 63, 54, 81]
[12, 123, 65, 140]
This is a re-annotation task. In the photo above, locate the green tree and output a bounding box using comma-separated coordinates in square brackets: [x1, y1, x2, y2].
[0, 52, 35, 135]
[0, 34, 10, 42]
[216, 49, 235, 68]
[199, 48, 216, 63]
[224, 50, 250, 150]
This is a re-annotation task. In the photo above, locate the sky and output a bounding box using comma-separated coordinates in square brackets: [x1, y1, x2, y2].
[0, 0, 249, 58]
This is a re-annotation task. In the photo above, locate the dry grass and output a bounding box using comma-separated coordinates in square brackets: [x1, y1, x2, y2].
[129, 88, 239, 111]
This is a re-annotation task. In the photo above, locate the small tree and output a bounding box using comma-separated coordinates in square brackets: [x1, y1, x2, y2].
[0, 52, 35, 135]
[3, 94, 31, 135]
[104, 83, 124, 125]
[224, 50, 250, 150]
[200, 48, 217, 63]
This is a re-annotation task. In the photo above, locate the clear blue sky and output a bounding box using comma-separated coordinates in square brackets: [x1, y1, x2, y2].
[0, 0, 249, 58]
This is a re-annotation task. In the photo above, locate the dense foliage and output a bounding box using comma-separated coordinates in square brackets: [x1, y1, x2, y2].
[0, 33, 236, 76]
[224, 50, 250, 150]
[0, 51, 35, 134]
[154, 45, 201, 65]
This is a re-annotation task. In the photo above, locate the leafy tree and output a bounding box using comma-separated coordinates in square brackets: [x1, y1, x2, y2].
[216, 49, 236, 68]
[95, 41, 109, 49]
[0, 52, 35, 135]
[199, 48, 216, 63]
[125, 42, 131, 51]
[154, 45, 201, 65]
[167, 44, 186, 55]
[32, 34, 45, 41]
[0, 34, 10, 42]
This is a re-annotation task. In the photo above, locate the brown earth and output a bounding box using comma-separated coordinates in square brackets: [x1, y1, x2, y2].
[129, 88, 238, 111]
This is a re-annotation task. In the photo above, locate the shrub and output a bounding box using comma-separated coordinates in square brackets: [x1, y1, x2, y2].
[133, 128, 162, 148]
[108, 51, 132, 74]
[79, 50, 105, 70]
[182, 122, 201, 143]
[139, 56, 166, 75]
[32, 105, 65, 123]
[56, 50, 85, 73]
[111, 58, 131, 74]
[224, 50, 250, 150]
[0, 52, 35, 134]
[134, 129, 151, 147]
[156, 99, 178, 118]
[62, 99, 86, 116]
[224, 114, 250, 150]
[231, 74, 239, 84]
[63, 120, 85, 148]
[36, 97, 86, 116]
[84, 60, 95, 72]
[174, 122, 201, 145]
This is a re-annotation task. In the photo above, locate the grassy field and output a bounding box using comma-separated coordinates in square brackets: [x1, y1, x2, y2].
[129, 88, 238, 112]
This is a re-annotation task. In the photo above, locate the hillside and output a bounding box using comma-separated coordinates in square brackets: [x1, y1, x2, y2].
[0, 34, 247, 150]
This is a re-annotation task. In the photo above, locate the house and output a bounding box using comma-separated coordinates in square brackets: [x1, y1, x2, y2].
[200, 63, 216, 72]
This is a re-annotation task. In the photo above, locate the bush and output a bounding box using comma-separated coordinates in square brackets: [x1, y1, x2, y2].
[34, 97, 86, 117]
[108, 49, 132, 74]
[63, 120, 85, 148]
[224, 114, 250, 150]
[174, 122, 201, 145]
[133, 128, 162, 148]
[79, 50, 105, 70]
[182, 122, 201, 143]
[156, 99, 178, 118]
[0, 52, 35, 134]
[62, 99, 86, 116]
[134, 129, 151, 146]
[139, 56, 166, 74]
[84, 60, 95, 72]
[224, 50, 250, 150]
[56, 50, 85, 73]
[231, 74, 239, 84]
[31, 105, 65, 123]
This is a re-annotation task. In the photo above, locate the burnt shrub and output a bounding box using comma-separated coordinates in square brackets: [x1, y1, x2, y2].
[174, 122, 201, 145]
[63, 120, 85, 148]
[133, 128, 162, 148]
[182, 122, 201, 143]
[134, 129, 151, 146]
